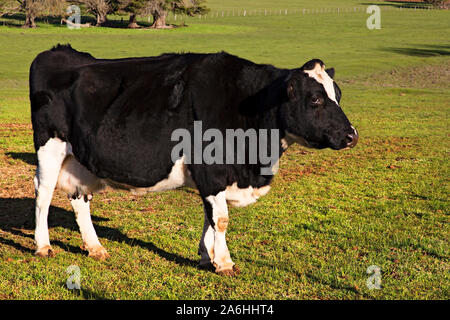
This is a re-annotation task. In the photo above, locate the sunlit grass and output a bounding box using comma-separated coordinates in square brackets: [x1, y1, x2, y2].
[0, 0, 448, 300]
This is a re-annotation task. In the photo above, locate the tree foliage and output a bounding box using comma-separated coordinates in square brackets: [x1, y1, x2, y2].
[423, 0, 449, 8]
[119, 0, 209, 28]
[70, 0, 121, 25]
[0, 0, 67, 27]
[0, 0, 210, 28]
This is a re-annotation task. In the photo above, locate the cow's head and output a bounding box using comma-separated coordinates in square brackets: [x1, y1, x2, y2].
[280, 59, 358, 150]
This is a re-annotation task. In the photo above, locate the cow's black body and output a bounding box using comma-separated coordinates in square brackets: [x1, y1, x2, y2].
[30, 45, 291, 197]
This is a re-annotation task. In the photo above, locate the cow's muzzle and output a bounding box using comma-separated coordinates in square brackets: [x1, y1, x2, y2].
[345, 127, 359, 148]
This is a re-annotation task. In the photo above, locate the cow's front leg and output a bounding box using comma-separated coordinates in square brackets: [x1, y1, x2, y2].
[198, 208, 215, 268]
[203, 191, 240, 276]
[71, 197, 109, 260]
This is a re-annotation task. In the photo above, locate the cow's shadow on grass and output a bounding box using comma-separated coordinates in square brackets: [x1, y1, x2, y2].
[0, 197, 198, 268]
[5, 152, 37, 166]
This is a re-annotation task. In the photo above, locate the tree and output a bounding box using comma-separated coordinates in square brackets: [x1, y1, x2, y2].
[143, 0, 168, 28]
[71, 0, 121, 26]
[423, 0, 449, 8]
[0, 0, 19, 18]
[144, 0, 209, 28]
[117, 0, 208, 29]
[0, 0, 66, 28]
[118, 0, 146, 28]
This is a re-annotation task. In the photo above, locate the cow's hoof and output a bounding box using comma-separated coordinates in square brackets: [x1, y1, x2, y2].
[216, 265, 241, 277]
[87, 246, 110, 260]
[35, 245, 55, 258]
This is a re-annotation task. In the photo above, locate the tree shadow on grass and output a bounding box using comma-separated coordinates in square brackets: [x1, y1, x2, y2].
[0, 13, 154, 29]
[360, 1, 431, 8]
[0, 13, 96, 27]
[380, 46, 450, 57]
[0, 197, 198, 269]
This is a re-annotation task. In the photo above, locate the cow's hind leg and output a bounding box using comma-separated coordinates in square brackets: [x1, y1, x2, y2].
[34, 138, 69, 257]
[71, 197, 109, 260]
[203, 191, 240, 276]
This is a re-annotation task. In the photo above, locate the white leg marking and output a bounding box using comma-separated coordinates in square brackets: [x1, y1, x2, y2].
[206, 191, 236, 273]
[34, 138, 69, 256]
[198, 208, 215, 266]
[71, 198, 109, 260]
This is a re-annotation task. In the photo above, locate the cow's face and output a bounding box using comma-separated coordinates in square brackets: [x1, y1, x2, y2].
[281, 59, 358, 150]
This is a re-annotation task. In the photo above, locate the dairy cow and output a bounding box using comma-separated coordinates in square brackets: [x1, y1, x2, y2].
[30, 45, 358, 275]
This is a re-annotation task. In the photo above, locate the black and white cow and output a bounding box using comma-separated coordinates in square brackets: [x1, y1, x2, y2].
[30, 44, 358, 276]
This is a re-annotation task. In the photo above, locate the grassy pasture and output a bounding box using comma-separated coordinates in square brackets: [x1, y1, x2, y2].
[0, 0, 449, 299]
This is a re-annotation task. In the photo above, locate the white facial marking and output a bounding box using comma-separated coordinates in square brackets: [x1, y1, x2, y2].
[304, 63, 339, 105]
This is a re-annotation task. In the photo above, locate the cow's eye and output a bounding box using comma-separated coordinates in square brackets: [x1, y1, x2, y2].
[311, 97, 323, 106]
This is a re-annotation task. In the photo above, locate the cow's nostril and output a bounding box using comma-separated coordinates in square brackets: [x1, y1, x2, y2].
[346, 134, 354, 145]
[346, 130, 358, 148]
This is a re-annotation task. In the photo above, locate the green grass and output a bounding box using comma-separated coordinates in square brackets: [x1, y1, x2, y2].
[0, 0, 449, 300]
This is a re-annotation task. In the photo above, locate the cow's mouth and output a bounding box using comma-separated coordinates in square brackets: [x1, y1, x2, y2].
[284, 132, 329, 149]
[286, 129, 358, 151]
[284, 132, 312, 148]
[328, 127, 359, 150]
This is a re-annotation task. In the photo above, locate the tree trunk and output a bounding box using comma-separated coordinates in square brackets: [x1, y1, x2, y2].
[151, 11, 167, 29]
[128, 14, 139, 28]
[96, 13, 107, 26]
[23, 12, 36, 28]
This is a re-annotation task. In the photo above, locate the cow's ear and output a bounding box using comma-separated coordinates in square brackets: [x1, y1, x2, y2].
[286, 77, 300, 100]
[325, 68, 335, 79]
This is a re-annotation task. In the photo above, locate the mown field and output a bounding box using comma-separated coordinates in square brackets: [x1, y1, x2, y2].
[0, 0, 449, 299]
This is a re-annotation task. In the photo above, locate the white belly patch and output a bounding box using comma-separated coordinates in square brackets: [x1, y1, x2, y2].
[56, 155, 105, 197]
[130, 156, 195, 195]
[55, 146, 268, 206]
[55, 148, 195, 197]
